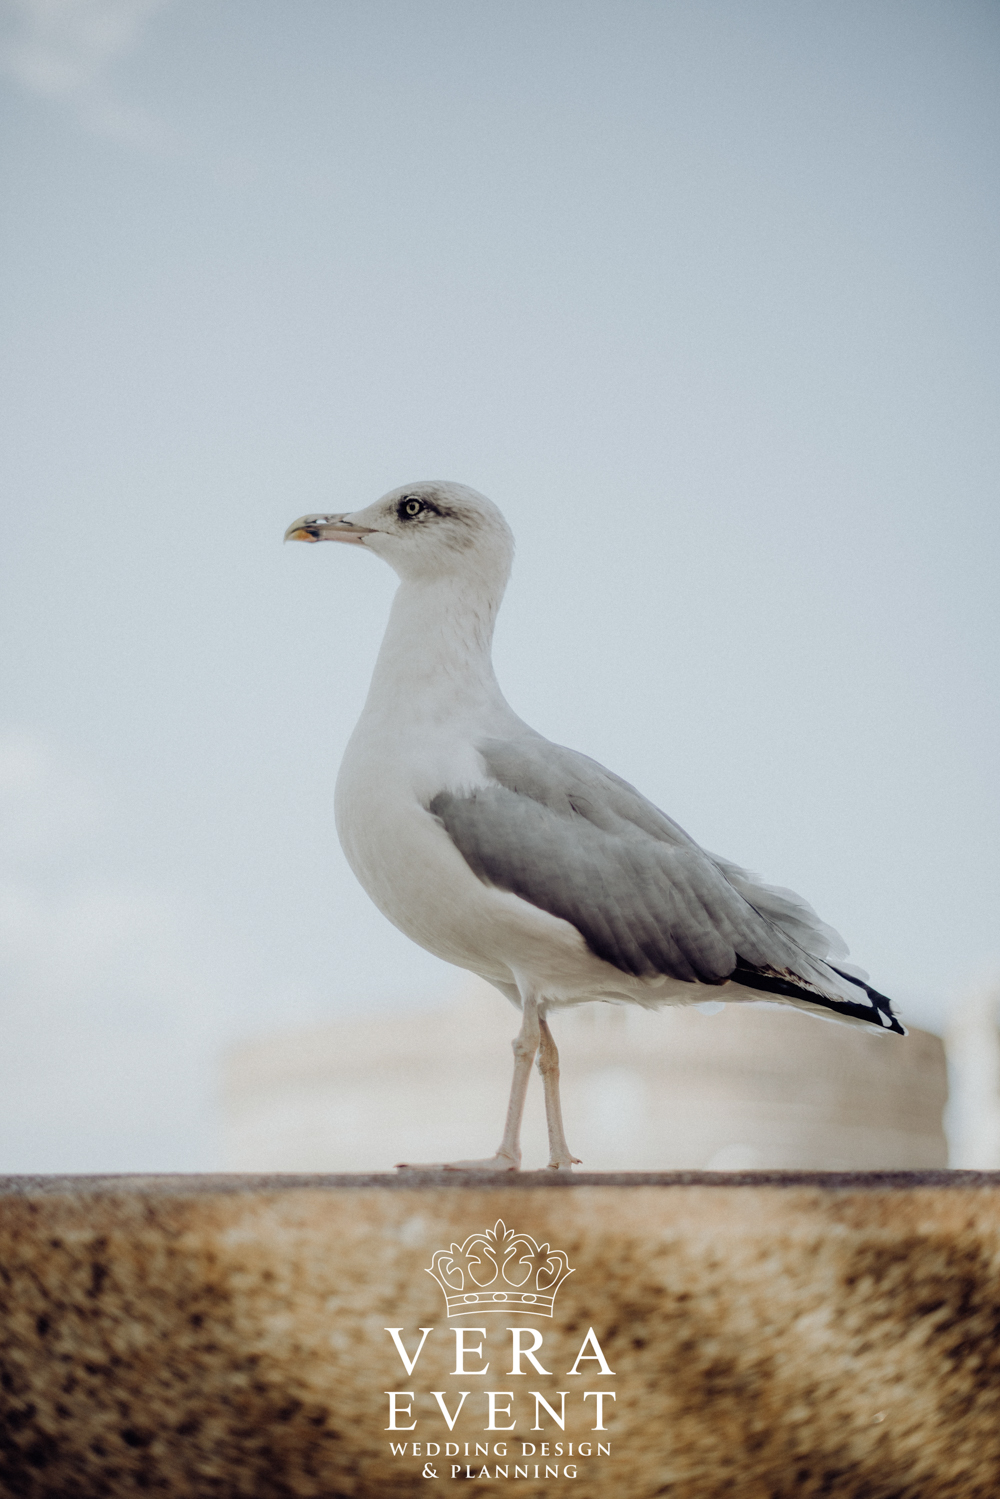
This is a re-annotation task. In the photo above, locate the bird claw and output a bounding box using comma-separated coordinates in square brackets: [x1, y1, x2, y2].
[395, 1152, 520, 1173]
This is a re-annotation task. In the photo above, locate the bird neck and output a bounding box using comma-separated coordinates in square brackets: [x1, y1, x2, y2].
[363, 572, 508, 724]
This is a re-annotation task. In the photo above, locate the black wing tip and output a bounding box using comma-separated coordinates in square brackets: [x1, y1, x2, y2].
[734, 959, 906, 1036]
[828, 965, 907, 1035]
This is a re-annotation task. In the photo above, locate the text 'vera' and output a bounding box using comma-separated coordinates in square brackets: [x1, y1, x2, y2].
[384, 1325, 615, 1378]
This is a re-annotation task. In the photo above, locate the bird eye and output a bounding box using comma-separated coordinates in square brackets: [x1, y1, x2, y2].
[401, 497, 423, 518]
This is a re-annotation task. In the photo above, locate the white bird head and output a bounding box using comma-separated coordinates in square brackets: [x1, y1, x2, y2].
[285, 481, 514, 587]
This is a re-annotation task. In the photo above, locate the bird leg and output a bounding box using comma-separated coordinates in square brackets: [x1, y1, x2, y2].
[395, 997, 540, 1172]
[489, 995, 541, 1169]
[536, 1015, 581, 1170]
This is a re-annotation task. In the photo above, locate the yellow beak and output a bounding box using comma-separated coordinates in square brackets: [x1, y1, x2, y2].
[283, 513, 376, 545]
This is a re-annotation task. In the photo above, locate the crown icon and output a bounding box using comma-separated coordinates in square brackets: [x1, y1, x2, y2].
[426, 1219, 574, 1318]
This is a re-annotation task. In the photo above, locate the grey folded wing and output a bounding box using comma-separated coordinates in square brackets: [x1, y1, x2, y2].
[428, 735, 903, 1032]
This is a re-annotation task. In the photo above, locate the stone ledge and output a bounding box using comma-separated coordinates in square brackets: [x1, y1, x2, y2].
[3, 1167, 996, 1195]
[2, 1173, 999, 1497]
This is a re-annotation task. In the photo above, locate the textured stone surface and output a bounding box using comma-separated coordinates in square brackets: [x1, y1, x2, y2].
[1, 1173, 999, 1497]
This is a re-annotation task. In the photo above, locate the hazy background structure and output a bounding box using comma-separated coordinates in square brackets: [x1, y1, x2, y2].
[221, 981, 949, 1174]
[1, 1, 997, 1172]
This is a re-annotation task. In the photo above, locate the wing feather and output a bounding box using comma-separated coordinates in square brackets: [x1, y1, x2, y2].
[426, 735, 904, 1034]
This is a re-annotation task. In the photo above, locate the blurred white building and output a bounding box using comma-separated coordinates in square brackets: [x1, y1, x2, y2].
[944, 984, 1000, 1168]
[221, 979, 948, 1173]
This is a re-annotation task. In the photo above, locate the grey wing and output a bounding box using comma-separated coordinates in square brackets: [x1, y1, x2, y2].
[429, 735, 903, 1032]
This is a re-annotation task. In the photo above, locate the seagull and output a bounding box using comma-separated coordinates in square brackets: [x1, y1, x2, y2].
[285, 481, 904, 1172]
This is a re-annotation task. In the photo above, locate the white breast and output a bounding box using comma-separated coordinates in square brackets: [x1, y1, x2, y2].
[330, 567, 679, 1006]
[335, 720, 567, 984]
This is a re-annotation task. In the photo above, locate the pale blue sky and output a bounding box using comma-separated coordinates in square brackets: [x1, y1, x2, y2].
[1, 0, 997, 1168]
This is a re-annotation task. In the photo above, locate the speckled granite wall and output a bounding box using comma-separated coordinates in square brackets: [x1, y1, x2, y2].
[1, 1172, 999, 1498]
